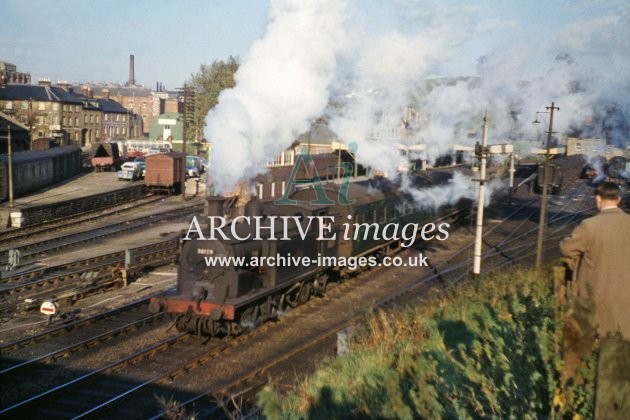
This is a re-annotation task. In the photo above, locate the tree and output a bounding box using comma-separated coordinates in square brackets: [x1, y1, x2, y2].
[187, 56, 239, 145]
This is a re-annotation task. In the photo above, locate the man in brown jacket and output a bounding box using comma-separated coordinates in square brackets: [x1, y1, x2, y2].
[560, 181, 630, 339]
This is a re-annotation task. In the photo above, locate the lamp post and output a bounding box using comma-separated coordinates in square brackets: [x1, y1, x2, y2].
[534, 102, 559, 268]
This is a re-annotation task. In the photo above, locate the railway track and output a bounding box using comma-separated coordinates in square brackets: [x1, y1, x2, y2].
[0, 201, 203, 266]
[0, 207, 466, 418]
[0, 195, 164, 248]
[0, 297, 181, 411]
[0, 297, 166, 351]
[0, 332, 192, 416]
[156, 182, 596, 417]
[0, 238, 179, 316]
[0, 309, 170, 385]
[0, 177, 595, 417]
[410, 179, 594, 286]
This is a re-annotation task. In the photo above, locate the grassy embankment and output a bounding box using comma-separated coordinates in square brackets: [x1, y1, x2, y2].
[258, 268, 595, 419]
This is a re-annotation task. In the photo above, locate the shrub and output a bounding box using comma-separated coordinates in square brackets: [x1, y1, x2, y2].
[258, 268, 596, 418]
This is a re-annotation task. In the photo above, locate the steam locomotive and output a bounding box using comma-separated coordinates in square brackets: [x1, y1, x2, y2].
[149, 174, 470, 336]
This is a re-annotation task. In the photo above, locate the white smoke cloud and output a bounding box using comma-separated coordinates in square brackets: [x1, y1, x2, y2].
[205, 0, 630, 202]
[205, 0, 349, 193]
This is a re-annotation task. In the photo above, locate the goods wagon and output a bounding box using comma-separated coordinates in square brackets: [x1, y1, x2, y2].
[144, 152, 184, 194]
[0, 146, 82, 202]
[89, 142, 122, 172]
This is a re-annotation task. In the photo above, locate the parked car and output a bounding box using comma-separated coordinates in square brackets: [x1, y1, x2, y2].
[199, 157, 209, 172]
[186, 166, 199, 178]
[134, 157, 146, 177]
[186, 155, 202, 178]
[118, 161, 144, 181]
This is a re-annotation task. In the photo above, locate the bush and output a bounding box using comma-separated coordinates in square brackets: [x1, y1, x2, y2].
[258, 268, 595, 419]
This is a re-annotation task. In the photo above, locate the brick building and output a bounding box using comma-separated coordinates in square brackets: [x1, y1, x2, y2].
[0, 111, 30, 153]
[0, 80, 85, 146]
[0, 80, 142, 148]
[86, 85, 181, 137]
[0, 61, 31, 85]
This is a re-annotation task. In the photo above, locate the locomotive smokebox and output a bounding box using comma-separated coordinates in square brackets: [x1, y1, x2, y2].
[205, 195, 226, 217]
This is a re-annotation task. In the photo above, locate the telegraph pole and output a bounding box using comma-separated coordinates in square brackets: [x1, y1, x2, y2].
[181, 84, 195, 198]
[535, 102, 559, 268]
[473, 113, 489, 275]
[5, 125, 14, 207]
[181, 85, 187, 198]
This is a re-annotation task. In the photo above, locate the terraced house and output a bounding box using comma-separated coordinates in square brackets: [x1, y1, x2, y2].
[0, 79, 140, 149]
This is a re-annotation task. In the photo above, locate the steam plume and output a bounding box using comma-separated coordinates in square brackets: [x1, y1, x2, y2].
[206, 0, 630, 207]
[205, 0, 348, 193]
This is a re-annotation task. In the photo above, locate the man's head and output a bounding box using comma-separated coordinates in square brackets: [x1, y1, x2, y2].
[595, 181, 621, 210]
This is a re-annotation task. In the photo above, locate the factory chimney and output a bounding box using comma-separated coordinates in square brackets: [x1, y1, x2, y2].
[128, 54, 135, 86]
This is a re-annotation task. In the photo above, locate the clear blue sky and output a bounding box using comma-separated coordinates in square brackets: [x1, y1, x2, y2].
[0, 0, 626, 90]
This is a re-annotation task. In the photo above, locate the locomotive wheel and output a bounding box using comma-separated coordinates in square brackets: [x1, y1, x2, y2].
[202, 318, 216, 336]
[298, 282, 312, 304]
[285, 283, 302, 308]
[174, 314, 188, 332]
[313, 275, 328, 295]
[240, 306, 261, 330]
[261, 298, 278, 320]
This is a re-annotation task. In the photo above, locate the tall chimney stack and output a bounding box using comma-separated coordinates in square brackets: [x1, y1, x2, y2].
[128, 54, 135, 86]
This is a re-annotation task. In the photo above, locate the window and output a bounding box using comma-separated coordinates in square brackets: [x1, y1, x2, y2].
[84, 115, 88, 124]
[4, 101, 13, 110]
[74, 117, 78, 126]
[53, 103, 59, 111]
[21, 101, 28, 110]
[39, 102, 45, 111]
